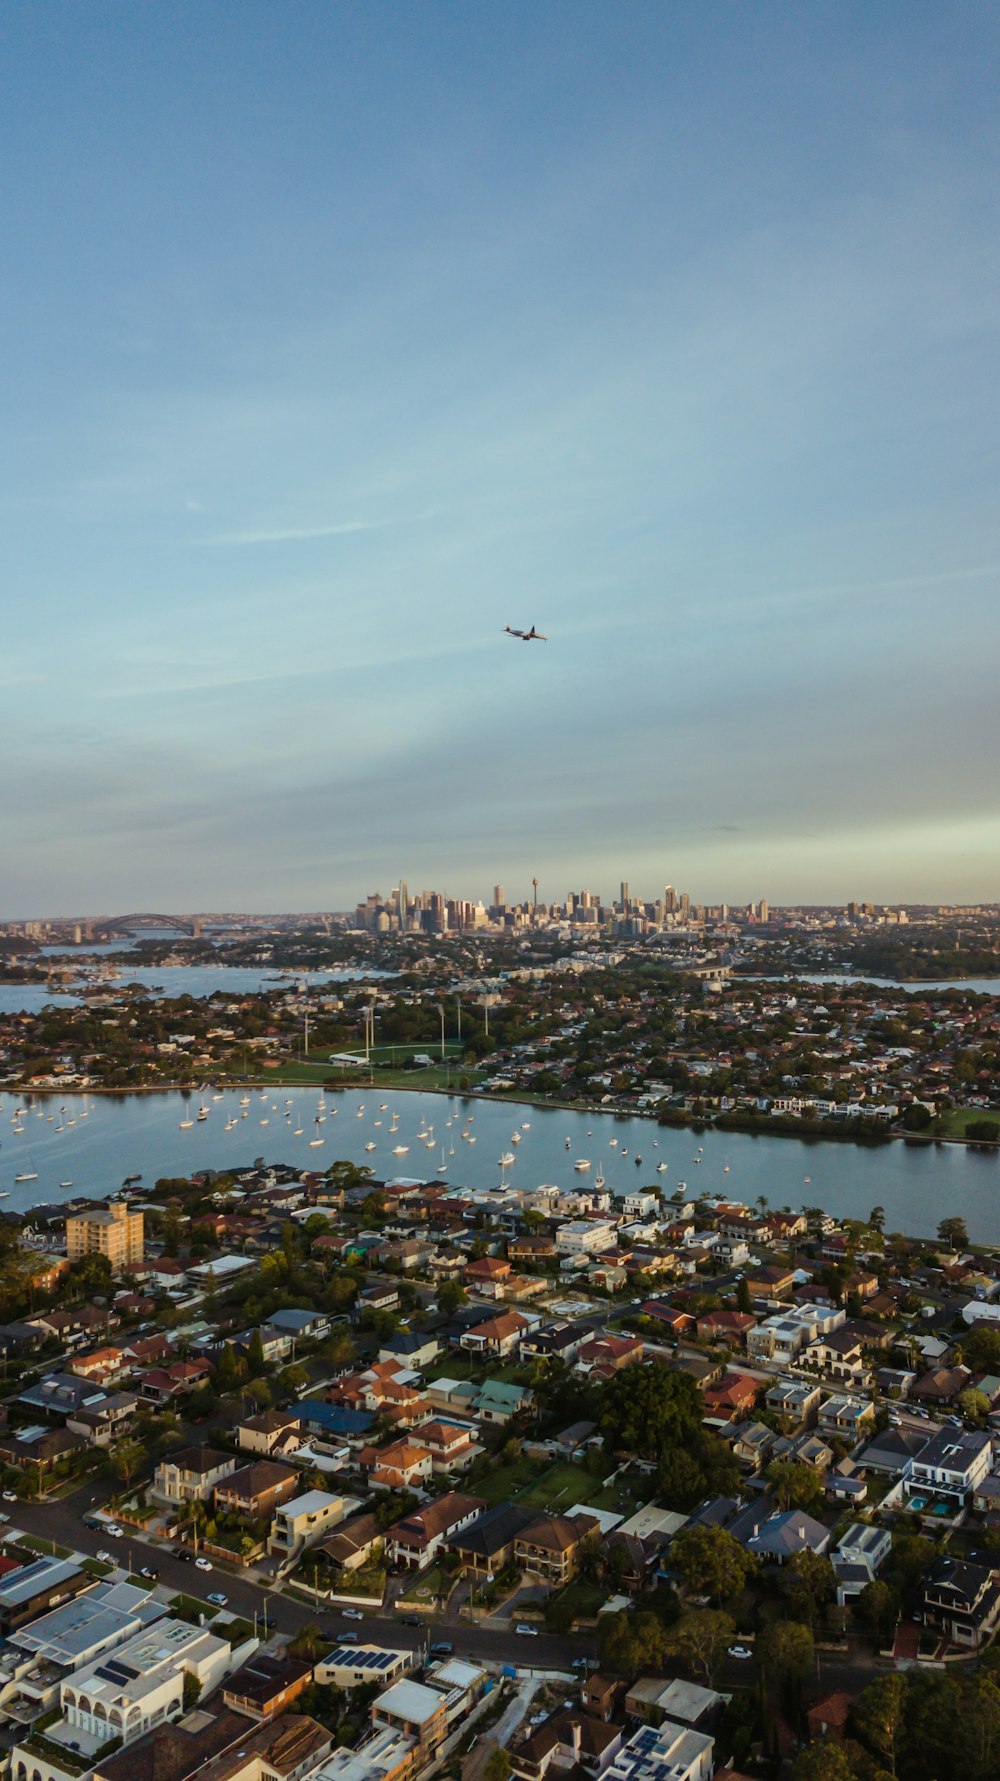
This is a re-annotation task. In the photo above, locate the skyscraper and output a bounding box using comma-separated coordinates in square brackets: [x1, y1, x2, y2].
[493, 884, 505, 909]
[620, 881, 630, 910]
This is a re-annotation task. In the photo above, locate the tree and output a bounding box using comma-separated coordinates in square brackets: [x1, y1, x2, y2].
[852, 1673, 906, 1779]
[784, 1550, 837, 1630]
[962, 1326, 1000, 1375]
[484, 1753, 510, 1781]
[667, 1609, 735, 1685]
[958, 1387, 991, 1425]
[671, 1525, 758, 1603]
[600, 1365, 702, 1459]
[758, 1619, 814, 1689]
[735, 1276, 752, 1314]
[213, 1341, 241, 1392]
[110, 1439, 146, 1491]
[937, 1216, 968, 1250]
[182, 1673, 203, 1710]
[598, 1608, 673, 1679]
[246, 1328, 267, 1378]
[162, 1204, 184, 1257]
[855, 1579, 897, 1646]
[789, 1747, 855, 1781]
[868, 1205, 885, 1234]
[765, 1458, 825, 1516]
[658, 1448, 709, 1512]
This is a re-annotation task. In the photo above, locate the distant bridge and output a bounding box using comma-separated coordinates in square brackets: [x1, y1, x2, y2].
[90, 914, 198, 938]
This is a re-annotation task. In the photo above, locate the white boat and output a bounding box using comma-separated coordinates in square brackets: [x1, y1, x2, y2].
[179, 1115, 194, 1129]
[225, 1119, 236, 1131]
[574, 1159, 591, 1172]
[0, 1192, 9, 1200]
[595, 1170, 606, 1190]
[565, 1138, 571, 1150]
[498, 1152, 515, 1167]
[511, 1133, 521, 1144]
[240, 1096, 250, 1107]
[466, 1135, 476, 1144]
[197, 1109, 208, 1122]
[309, 1137, 324, 1147]
[521, 1122, 531, 1130]
[656, 1162, 668, 1173]
[60, 1180, 73, 1188]
[393, 1144, 409, 1155]
[365, 1142, 377, 1152]
[14, 1172, 38, 1182]
[293, 1127, 304, 1136]
[260, 1118, 269, 1126]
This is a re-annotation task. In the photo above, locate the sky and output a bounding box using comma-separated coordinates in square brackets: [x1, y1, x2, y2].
[3, 2, 1000, 915]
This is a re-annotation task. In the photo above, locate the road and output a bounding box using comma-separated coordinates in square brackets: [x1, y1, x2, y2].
[6, 1482, 596, 1671]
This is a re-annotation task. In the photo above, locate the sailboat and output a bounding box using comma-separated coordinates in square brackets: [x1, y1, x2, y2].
[179, 1110, 194, 1129]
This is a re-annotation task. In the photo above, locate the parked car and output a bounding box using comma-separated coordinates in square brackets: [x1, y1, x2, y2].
[429, 1641, 454, 1656]
[728, 1645, 753, 1660]
[515, 1624, 539, 1637]
[337, 1632, 358, 1644]
[96, 1550, 114, 1564]
[176, 1549, 192, 1563]
[1, 1492, 17, 1503]
[106, 1526, 125, 1539]
[207, 1592, 228, 1606]
[195, 1557, 213, 1572]
[342, 1608, 364, 1621]
[140, 1567, 157, 1580]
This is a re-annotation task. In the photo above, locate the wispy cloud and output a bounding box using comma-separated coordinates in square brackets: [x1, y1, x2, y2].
[206, 514, 433, 545]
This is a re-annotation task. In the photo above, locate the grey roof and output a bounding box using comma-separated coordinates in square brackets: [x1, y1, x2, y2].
[269, 1309, 325, 1332]
[749, 1510, 830, 1558]
[0, 1556, 83, 1607]
[14, 1579, 166, 1661]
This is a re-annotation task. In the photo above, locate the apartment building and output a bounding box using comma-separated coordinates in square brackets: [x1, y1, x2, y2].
[66, 1203, 144, 1272]
[269, 1491, 352, 1559]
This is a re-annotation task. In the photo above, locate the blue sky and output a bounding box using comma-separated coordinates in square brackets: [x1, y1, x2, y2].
[3, 3, 999, 915]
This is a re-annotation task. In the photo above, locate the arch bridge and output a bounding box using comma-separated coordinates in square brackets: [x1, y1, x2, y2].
[90, 913, 198, 938]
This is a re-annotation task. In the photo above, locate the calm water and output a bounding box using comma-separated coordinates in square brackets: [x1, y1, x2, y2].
[1, 1086, 997, 1244]
[0, 965, 384, 1014]
[745, 973, 1000, 995]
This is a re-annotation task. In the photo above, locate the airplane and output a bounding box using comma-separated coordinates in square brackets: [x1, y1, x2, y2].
[504, 624, 548, 641]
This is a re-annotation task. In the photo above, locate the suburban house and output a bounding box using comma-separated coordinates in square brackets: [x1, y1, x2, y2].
[922, 1555, 1000, 1649]
[765, 1379, 822, 1429]
[514, 1512, 601, 1585]
[574, 1335, 643, 1380]
[458, 1310, 530, 1358]
[908, 1427, 993, 1501]
[357, 1440, 434, 1491]
[447, 1504, 538, 1576]
[213, 1461, 300, 1521]
[269, 1491, 351, 1560]
[474, 1381, 536, 1425]
[153, 1447, 237, 1505]
[223, 1651, 314, 1721]
[238, 1409, 306, 1458]
[412, 1419, 479, 1474]
[748, 1511, 831, 1563]
[386, 1492, 486, 1571]
[832, 1523, 892, 1603]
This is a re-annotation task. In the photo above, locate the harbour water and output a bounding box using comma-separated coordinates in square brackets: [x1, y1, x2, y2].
[0, 965, 384, 1015]
[1, 1086, 997, 1244]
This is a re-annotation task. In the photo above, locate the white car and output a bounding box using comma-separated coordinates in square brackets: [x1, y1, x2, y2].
[728, 1645, 753, 1660]
[106, 1526, 125, 1539]
[96, 1550, 114, 1564]
[515, 1624, 539, 1637]
[207, 1591, 228, 1606]
[1, 1491, 17, 1503]
[342, 1607, 364, 1621]
[195, 1557, 213, 1572]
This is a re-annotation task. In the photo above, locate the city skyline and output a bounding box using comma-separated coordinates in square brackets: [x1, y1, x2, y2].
[4, 5, 1000, 912]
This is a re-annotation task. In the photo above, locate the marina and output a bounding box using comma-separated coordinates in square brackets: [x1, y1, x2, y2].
[0, 1084, 997, 1241]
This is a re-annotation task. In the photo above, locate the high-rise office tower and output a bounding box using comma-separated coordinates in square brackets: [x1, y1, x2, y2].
[398, 880, 408, 922]
[664, 885, 677, 912]
[758, 899, 769, 924]
[620, 881, 629, 910]
[494, 885, 505, 909]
